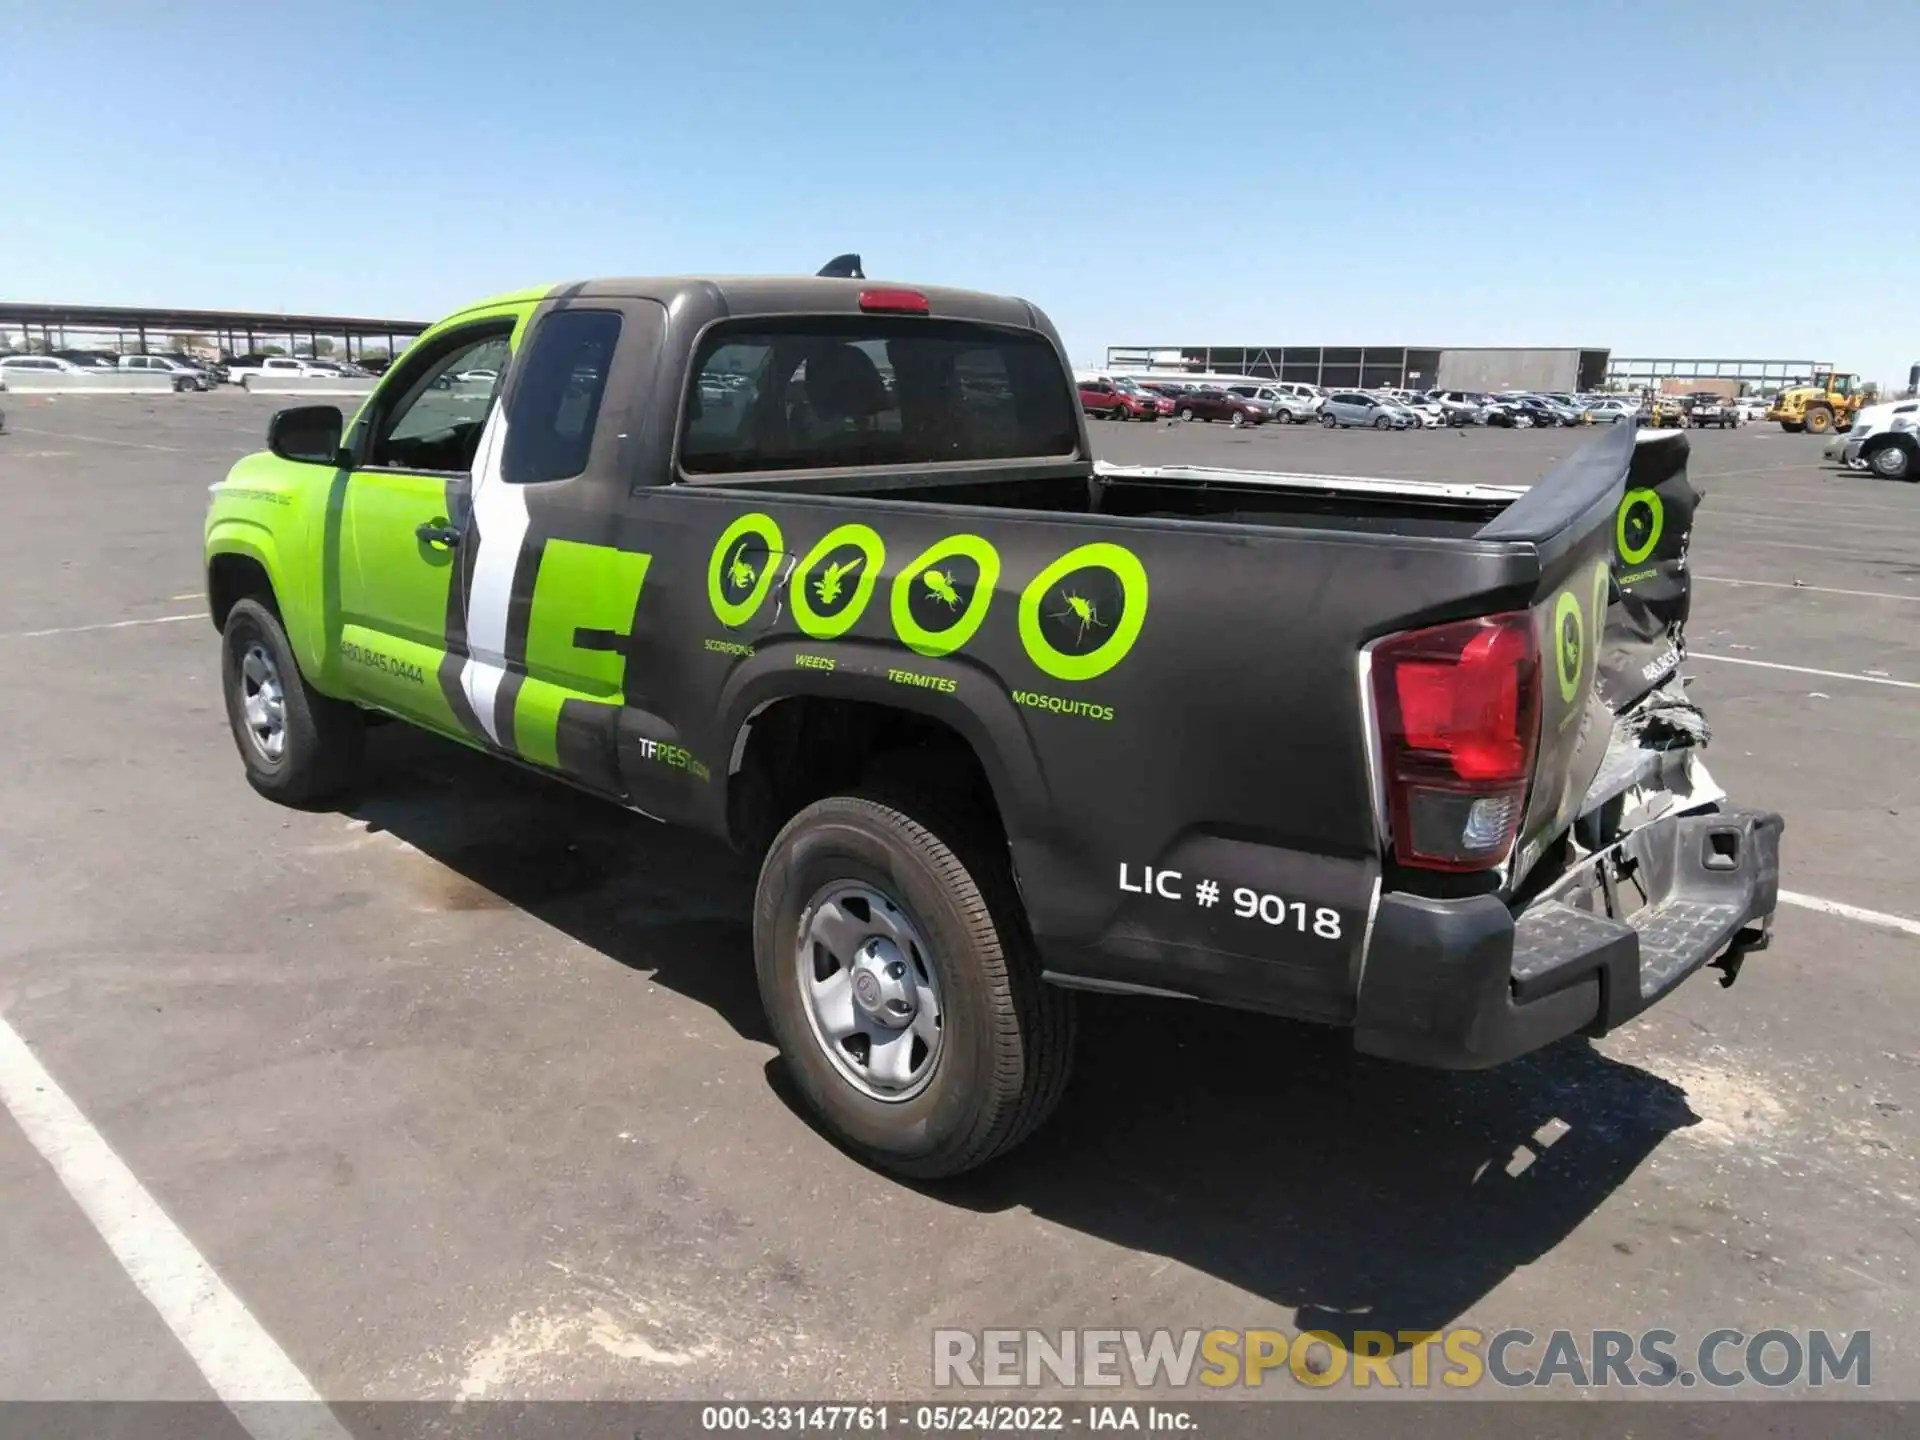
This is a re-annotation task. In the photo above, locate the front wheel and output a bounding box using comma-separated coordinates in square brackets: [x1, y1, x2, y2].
[1230, 410, 1247, 428]
[1803, 406, 1834, 435]
[1321, 412, 1337, 428]
[1178, 406, 1195, 422]
[1373, 414, 1391, 430]
[754, 792, 1076, 1178]
[220, 598, 364, 804]
[1869, 443, 1912, 480]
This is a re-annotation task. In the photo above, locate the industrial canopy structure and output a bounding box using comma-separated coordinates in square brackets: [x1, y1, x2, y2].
[1604, 357, 1829, 394]
[0, 300, 432, 360]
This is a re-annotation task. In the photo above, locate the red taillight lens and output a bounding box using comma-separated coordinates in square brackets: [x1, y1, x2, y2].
[858, 288, 930, 314]
[1370, 612, 1541, 872]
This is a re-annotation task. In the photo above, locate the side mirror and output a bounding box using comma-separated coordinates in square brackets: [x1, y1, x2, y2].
[267, 404, 345, 465]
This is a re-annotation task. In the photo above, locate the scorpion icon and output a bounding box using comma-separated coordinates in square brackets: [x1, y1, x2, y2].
[724, 539, 758, 594]
[921, 568, 963, 610]
[1049, 589, 1106, 645]
[812, 554, 865, 608]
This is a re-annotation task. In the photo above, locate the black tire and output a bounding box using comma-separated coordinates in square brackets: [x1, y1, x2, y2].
[1321, 412, 1337, 428]
[1803, 406, 1834, 435]
[1372, 414, 1391, 430]
[754, 791, 1076, 1179]
[1230, 410, 1247, 428]
[1868, 443, 1912, 480]
[220, 597, 364, 804]
[1178, 406, 1195, 422]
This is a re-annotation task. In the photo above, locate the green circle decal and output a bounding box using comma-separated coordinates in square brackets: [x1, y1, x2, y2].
[1616, 488, 1664, 566]
[1554, 590, 1584, 703]
[791, 524, 886, 640]
[891, 535, 1001, 657]
[708, 513, 784, 628]
[1017, 542, 1150, 682]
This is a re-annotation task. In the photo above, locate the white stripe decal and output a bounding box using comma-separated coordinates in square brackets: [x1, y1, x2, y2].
[457, 407, 527, 746]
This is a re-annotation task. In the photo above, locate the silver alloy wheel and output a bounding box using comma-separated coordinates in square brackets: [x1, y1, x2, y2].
[1870, 445, 1909, 479]
[239, 641, 287, 761]
[796, 880, 944, 1102]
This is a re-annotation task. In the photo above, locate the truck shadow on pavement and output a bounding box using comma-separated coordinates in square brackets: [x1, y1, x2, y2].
[348, 728, 1701, 1355]
[931, 1003, 1700, 1353]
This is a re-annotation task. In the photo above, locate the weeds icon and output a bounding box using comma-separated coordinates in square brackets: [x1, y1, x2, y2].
[922, 568, 962, 610]
[813, 555, 865, 608]
[1050, 588, 1105, 646]
[725, 540, 758, 595]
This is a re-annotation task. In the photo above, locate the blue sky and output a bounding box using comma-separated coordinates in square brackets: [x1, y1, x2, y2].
[5, 1, 1915, 386]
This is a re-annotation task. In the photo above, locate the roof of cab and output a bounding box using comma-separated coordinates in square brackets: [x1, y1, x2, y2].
[552, 275, 1044, 331]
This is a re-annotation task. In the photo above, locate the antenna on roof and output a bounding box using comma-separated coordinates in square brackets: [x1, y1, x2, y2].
[816, 253, 865, 279]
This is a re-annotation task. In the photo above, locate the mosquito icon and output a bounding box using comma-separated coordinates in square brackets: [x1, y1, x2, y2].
[1050, 589, 1105, 644]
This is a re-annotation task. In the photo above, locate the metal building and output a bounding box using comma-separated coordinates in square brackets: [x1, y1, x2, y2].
[1104, 344, 1610, 394]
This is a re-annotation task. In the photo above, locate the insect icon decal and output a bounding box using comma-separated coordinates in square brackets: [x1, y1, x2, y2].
[1616, 487, 1664, 567]
[791, 523, 886, 640]
[1553, 589, 1585, 703]
[890, 535, 1001, 658]
[708, 513, 784, 628]
[1017, 542, 1149, 682]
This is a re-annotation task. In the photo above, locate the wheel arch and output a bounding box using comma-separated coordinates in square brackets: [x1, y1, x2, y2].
[718, 668, 1049, 868]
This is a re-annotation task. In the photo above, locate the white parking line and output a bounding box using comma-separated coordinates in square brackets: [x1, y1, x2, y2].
[2, 613, 202, 640]
[1690, 653, 1920, 689]
[1779, 891, 1920, 939]
[3, 424, 183, 453]
[0, 1018, 351, 1438]
[1696, 576, 1920, 603]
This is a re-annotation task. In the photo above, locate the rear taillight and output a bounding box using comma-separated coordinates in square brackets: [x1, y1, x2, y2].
[1369, 612, 1541, 872]
[858, 288, 930, 314]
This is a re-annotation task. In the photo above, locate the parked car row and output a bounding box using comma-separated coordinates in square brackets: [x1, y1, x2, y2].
[0, 348, 379, 392]
[1075, 371, 1702, 432]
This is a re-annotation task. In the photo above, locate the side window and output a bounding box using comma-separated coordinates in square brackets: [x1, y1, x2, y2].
[501, 309, 621, 485]
[366, 328, 515, 473]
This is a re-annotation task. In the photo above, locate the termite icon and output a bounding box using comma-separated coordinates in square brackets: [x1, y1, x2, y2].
[725, 540, 758, 594]
[922, 568, 962, 609]
[1050, 588, 1106, 644]
[813, 555, 865, 607]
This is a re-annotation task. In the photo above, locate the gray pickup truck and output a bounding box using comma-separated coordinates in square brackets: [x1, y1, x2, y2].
[205, 263, 1783, 1177]
[1683, 393, 1738, 429]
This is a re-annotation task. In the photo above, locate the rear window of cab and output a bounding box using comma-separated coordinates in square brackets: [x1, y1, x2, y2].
[679, 316, 1078, 475]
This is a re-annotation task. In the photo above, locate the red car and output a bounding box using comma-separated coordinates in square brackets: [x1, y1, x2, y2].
[1170, 386, 1267, 426]
[1078, 377, 1160, 421]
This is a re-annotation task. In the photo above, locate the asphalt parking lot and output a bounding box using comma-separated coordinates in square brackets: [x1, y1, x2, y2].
[1, 395, 1916, 1420]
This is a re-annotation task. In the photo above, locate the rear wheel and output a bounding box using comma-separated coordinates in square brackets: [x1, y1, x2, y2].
[754, 791, 1076, 1178]
[1178, 406, 1195, 422]
[220, 598, 363, 804]
[1803, 406, 1835, 435]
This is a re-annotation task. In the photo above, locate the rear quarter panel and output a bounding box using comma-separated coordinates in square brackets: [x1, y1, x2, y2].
[583, 484, 1551, 1021]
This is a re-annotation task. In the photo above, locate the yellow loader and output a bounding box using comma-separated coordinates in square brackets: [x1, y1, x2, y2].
[1768, 373, 1863, 434]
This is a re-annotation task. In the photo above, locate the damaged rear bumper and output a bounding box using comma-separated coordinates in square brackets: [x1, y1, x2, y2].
[1353, 803, 1783, 1069]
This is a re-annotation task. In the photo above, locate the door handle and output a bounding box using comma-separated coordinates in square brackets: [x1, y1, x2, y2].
[415, 522, 461, 548]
